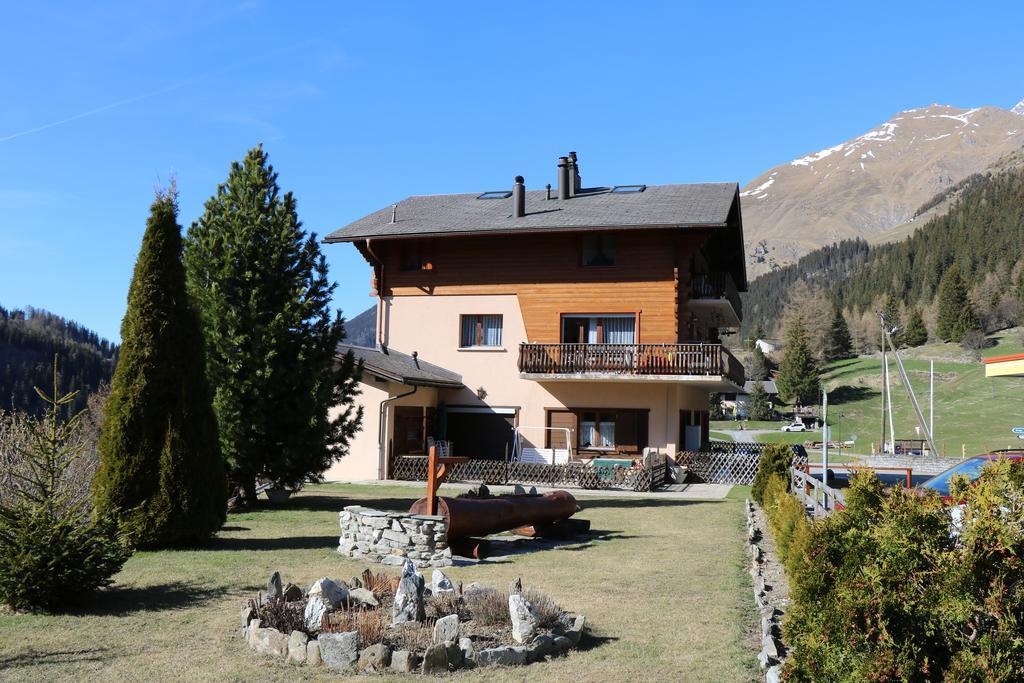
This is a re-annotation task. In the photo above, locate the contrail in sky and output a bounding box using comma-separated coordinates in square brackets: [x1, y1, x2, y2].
[0, 81, 191, 143]
[0, 41, 312, 144]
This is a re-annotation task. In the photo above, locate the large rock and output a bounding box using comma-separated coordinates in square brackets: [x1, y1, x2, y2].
[250, 627, 289, 658]
[527, 634, 554, 662]
[508, 593, 540, 644]
[308, 577, 348, 607]
[565, 614, 586, 646]
[318, 631, 359, 672]
[392, 567, 425, 624]
[458, 637, 475, 663]
[304, 595, 331, 633]
[358, 643, 391, 672]
[433, 614, 460, 644]
[390, 650, 419, 673]
[347, 587, 379, 608]
[267, 571, 283, 600]
[282, 583, 303, 602]
[421, 643, 449, 674]
[432, 569, 455, 594]
[240, 605, 255, 628]
[475, 645, 528, 667]
[287, 630, 308, 664]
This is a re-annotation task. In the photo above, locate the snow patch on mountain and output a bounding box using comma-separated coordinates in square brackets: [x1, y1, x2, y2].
[1013, 98, 1024, 115]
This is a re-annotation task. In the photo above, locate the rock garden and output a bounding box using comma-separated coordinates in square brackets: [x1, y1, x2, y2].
[241, 560, 587, 674]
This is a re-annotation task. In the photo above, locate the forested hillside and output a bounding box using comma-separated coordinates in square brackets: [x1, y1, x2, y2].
[0, 306, 118, 415]
[742, 166, 1024, 347]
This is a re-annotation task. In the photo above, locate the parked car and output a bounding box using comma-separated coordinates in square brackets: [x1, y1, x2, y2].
[780, 421, 807, 432]
[918, 451, 1024, 501]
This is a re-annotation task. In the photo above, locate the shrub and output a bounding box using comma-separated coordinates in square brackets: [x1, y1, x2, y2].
[250, 595, 307, 634]
[523, 588, 563, 629]
[0, 364, 132, 611]
[464, 587, 510, 626]
[325, 606, 389, 644]
[751, 444, 793, 505]
[762, 474, 811, 575]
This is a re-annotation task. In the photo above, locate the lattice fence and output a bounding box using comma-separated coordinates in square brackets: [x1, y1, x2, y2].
[391, 455, 666, 492]
[676, 442, 808, 485]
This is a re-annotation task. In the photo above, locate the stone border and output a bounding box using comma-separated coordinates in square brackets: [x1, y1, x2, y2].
[747, 499, 784, 683]
[337, 506, 453, 569]
[240, 567, 587, 675]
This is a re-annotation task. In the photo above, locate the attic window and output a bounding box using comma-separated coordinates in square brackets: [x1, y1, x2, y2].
[611, 185, 646, 194]
[477, 191, 512, 199]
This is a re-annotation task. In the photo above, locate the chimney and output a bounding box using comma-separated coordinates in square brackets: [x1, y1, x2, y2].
[557, 156, 570, 200]
[512, 176, 526, 218]
[569, 151, 581, 193]
[566, 155, 577, 198]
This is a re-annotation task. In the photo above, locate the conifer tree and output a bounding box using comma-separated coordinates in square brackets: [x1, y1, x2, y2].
[936, 266, 978, 342]
[93, 187, 226, 548]
[776, 317, 820, 406]
[824, 305, 853, 360]
[746, 344, 770, 381]
[184, 146, 362, 501]
[882, 293, 903, 348]
[903, 307, 928, 347]
[748, 381, 773, 421]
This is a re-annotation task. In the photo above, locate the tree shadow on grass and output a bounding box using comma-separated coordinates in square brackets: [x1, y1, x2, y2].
[0, 647, 114, 670]
[828, 385, 878, 405]
[577, 497, 724, 510]
[235, 494, 417, 516]
[576, 632, 619, 652]
[204, 535, 340, 552]
[66, 581, 225, 616]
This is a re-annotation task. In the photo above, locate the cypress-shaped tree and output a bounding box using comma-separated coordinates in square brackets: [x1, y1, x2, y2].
[936, 266, 978, 342]
[93, 187, 226, 548]
[184, 146, 362, 501]
[882, 293, 903, 348]
[903, 307, 928, 347]
[776, 317, 820, 406]
[823, 305, 853, 360]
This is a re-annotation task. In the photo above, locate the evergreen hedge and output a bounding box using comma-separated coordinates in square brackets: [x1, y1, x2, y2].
[93, 189, 226, 548]
[751, 443, 792, 505]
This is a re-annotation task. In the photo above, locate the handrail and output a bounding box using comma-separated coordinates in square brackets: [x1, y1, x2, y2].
[791, 466, 846, 517]
[691, 272, 742, 318]
[518, 342, 745, 385]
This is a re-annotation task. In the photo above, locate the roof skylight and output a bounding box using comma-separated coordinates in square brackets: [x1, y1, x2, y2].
[477, 191, 512, 199]
[611, 185, 646, 194]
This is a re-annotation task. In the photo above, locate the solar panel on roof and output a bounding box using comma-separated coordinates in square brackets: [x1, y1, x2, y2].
[477, 191, 512, 199]
[611, 185, 646, 194]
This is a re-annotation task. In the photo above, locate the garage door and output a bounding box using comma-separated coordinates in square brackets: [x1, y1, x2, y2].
[445, 408, 516, 460]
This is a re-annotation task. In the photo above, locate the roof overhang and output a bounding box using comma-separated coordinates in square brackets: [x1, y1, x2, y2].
[324, 221, 725, 244]
[984, 353, 1024, 378]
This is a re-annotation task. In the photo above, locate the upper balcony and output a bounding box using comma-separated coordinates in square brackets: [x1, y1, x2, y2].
[688, 272, 742, 328]
[518, 342, 745, 391]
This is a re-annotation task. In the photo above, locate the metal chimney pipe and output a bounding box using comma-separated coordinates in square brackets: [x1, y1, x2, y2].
[566, 154, 577, 198]
[512, 176, 526, 218]
[569, 151, 581, 193]
[557, 157, 570, 200]
[545, 183, 551, 200]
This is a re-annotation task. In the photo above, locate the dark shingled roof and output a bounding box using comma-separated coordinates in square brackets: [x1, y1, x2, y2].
[742, 380, 778, 395]
[340, 344, 463, 388]
[324, 183, 739, 242]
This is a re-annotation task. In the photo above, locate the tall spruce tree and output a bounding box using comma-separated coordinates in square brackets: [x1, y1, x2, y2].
[882, 293, 903, 348]
[748, 381, 773, 421]
[776, 317, 820, 406]
[936, 266, 978, 342]
[903, 307, 928, 347]
[93, 188, 226, 548]
[184, 146, 362, 501]
[824, 305, 853, 360]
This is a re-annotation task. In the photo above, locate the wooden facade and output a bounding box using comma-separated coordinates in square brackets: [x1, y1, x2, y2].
[369, 229, 713, 343]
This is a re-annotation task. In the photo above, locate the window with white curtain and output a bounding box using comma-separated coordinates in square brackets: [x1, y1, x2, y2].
[580, 411, 616, 449]
[459, 314, 503, 348]
[561, 314, 635, 344]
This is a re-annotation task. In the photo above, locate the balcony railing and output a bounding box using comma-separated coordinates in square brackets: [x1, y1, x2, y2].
[518, 342, 745, 386]
[690, 272, 742, 319]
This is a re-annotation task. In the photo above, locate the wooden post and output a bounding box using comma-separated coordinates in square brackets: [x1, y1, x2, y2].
[425, 445, 469, 516]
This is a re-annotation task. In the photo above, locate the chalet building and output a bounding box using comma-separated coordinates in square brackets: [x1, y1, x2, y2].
[323, 153, 747, 481]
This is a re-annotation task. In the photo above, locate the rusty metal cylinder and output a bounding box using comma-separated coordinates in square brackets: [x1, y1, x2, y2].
[408, 490, 578, 541]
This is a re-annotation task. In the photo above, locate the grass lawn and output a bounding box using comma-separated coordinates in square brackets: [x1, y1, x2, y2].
[710, 430, 735, 442]
[0, 484, 758, 682]
[820, 329, 1024, 457]
[710, 420, 782, 431]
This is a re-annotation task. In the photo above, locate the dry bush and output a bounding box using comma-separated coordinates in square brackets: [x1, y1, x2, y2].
[388, 620, 436, 651]
[324, 606, 389, 644]
[464, 588, 510, 626]
[522, 588, 563, 629]
[426, 591, 465, 620]
[251, 596, 308, 635]
[361, 568, 397, 601]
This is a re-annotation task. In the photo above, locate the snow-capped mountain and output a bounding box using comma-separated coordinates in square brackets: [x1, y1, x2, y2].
[742, 101, 1024, 277]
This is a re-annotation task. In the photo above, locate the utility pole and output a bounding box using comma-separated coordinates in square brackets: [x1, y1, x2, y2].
[884, 351, 896, 454]
[822, 389, 829, 510]
[880, 326, 887, 455]
[929, 359, 935, 448]
[880, 313, 940, 458]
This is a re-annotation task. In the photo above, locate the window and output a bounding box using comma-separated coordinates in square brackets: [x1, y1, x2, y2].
[582, 233, 616, 266]
[570, 408, 646, 453]
[399, 243, 432, 271]
[580, 411, 617, 450]
[459, 314, 503, 348]
[611, 184, 646, 194]
[477, 191, 512, 199]
[561, 314, 635, 344]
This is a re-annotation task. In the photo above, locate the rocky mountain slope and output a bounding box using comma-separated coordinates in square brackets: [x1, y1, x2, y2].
[742, 100, 1024, 277]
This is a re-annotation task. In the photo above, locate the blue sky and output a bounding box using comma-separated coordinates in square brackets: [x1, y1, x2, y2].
[2, 1, 1023, 342]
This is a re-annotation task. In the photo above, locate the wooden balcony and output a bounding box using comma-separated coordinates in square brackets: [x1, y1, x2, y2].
[688, 272, 742, 327]
[518, 342, 745, 389]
